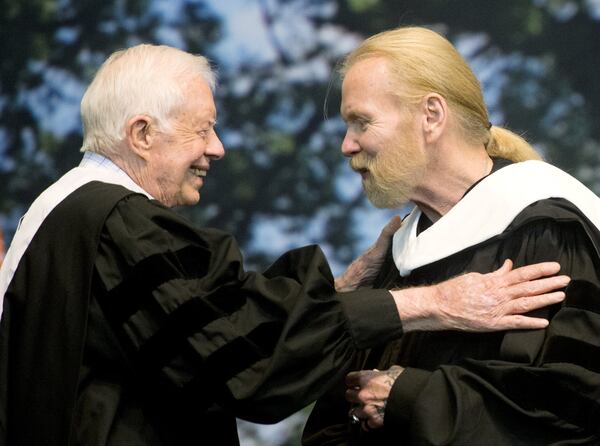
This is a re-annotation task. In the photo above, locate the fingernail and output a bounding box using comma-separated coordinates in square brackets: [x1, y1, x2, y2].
[553, 291, 566, 300]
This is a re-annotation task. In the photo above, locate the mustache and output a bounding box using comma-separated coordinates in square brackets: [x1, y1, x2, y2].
[349, 153, 374, 171]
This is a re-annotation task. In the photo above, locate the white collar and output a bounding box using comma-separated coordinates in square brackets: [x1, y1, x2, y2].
[392, 160, 600, 276]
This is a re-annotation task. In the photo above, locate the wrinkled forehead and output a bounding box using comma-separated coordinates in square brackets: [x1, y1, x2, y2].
[341, 58, 399, 115]
[174, 77, 218, 123]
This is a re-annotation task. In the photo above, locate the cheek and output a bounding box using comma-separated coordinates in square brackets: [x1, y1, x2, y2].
[193, 139, 209, 157]
[358, 135, 377, 155]
[361, 129, 391, 156]
[180, 137, 208, 160]
[165, 148, 193, 170]
[155, 156, 189, 186]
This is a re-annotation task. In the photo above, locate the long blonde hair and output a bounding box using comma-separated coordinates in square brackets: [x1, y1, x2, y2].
[341, 27, 541, 162]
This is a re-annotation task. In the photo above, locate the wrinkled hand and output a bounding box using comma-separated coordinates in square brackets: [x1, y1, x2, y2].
[435, 259, 570, 331]
[392, 259, 570, 332]
[335, 216, 402, 292]
[345, 366, 404, 430]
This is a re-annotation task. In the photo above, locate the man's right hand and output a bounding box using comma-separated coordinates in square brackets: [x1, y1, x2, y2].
[391, 259, 569, 332]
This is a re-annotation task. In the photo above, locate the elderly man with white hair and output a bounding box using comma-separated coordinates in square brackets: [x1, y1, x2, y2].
[0, 44, 567, 445]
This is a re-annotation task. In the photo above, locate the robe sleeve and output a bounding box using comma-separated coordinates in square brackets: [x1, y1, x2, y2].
[302, 252, 402, 446]
[92, 194, 402, 423]
[384, 212, 600, 444]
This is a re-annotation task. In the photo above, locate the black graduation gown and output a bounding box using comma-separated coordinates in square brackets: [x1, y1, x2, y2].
[303, 164, 600, 445]
[0, 181, 403, 446]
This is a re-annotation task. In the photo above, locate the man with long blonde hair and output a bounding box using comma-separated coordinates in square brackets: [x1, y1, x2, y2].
[304, 26, 600, 445]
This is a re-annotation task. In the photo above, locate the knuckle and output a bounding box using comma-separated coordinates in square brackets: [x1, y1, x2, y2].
[512, 300, 527, 314]
[357, 389, 368, 401]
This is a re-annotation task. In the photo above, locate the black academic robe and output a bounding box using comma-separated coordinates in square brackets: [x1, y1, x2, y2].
[0, 181, 402, 446]
[303, 161, 600, 445]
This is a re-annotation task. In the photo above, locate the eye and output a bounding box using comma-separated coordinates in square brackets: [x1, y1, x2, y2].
[351, 119, 369, 132]
[197, 121, 217, 139]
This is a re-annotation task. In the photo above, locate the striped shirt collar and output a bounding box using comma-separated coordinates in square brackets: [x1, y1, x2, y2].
[80, 151, 127, 172]
[79, 151, 155, 199]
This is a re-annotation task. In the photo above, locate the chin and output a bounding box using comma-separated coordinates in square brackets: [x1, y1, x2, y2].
[183, 193, 201, 206]
[365, 188, 410, 209]
[369, 198, 402, 209]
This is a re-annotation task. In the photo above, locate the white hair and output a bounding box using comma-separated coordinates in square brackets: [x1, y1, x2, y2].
[80, 44, 217, 156]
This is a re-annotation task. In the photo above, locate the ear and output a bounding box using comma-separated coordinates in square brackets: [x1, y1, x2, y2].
[421, 93, 447, 144]
[125, 115, 154, 160]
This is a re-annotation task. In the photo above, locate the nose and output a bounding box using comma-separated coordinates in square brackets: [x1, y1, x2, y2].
[206, 130, 225, 160]
[341, 129, 361, 157]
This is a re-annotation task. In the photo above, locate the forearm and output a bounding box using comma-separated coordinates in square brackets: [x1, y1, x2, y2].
[388, 286, 438, 332]
[389, 260, 568, 332]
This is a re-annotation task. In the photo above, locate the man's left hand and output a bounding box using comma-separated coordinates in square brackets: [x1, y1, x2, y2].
[345, 365, 404, 430]
[335, 216, 402, 292]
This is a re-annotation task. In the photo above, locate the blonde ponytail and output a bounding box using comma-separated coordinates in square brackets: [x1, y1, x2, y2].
[486, 126, 542, 162]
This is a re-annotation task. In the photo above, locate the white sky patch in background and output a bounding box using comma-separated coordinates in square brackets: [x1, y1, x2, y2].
[319, 23, 362, 56]
[154, 26, 187, 49]
[22, 63, 86, 138]
[350, 204, 409, 253]
[248, 210, 330, 253]
[334, 164, 363, 202]
[150, 0, 185, 22]
[206, 0, 277, 68]
[248, 216, 312, 255]
[237, 409, 308, 446]
[589, 0, 600, 17]
[150, 0, 194, 48]
[268, 0, 326, 60]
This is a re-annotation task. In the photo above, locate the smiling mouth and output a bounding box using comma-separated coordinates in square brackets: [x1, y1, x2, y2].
[190, 167, 207, 177]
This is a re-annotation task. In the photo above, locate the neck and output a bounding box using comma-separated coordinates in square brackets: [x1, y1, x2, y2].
[412, 145, 493, 223]
[110, 148, 155, 197]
